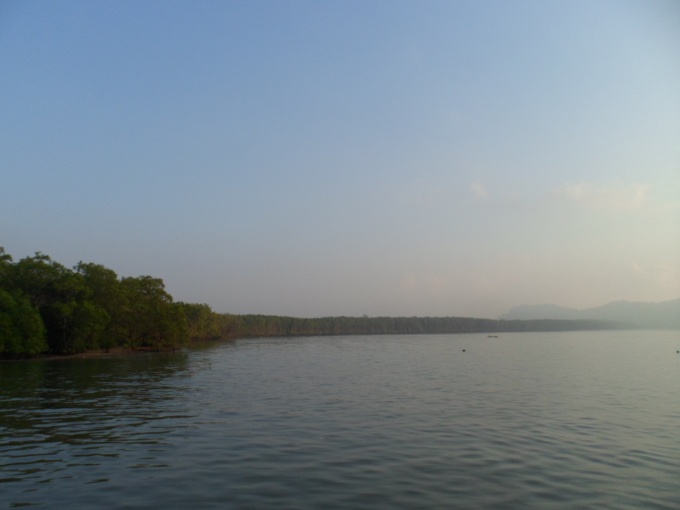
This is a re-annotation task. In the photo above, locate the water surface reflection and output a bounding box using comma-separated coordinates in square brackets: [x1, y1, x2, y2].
[0, 352, 193, 496]
[1, 332, 679, 509]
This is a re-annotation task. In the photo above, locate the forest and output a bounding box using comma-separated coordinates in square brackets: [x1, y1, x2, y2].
[0, 248, 632, 358]
[0, 248, 225, 357]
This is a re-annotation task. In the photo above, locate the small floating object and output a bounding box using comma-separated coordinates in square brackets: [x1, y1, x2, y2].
[462, 349, 466, 352]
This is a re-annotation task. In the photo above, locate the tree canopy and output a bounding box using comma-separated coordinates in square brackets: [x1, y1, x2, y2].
[0, 248, 222, 357]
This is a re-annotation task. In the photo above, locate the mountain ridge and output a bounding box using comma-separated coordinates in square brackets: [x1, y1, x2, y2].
[499, 298, 680, 329]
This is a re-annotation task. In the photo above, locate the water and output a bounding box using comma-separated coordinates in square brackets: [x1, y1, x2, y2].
[1, 330, 679, 509]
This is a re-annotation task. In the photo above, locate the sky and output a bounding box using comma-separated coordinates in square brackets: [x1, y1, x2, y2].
[1, 0, 679, 319]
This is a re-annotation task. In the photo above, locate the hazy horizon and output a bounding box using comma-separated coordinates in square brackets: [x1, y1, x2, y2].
[2, 1, 679, 319]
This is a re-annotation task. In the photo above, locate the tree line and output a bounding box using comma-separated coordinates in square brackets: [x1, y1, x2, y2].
[0, 248, 224, 357]
[218, 313, 632, 340]
[1, 247, 632, 358]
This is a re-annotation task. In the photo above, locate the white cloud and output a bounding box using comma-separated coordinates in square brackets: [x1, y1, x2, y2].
[470, 180, 490, 199]
[555, 181, 649, 211]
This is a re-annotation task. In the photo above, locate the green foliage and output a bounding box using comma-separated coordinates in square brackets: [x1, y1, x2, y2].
[2, 253, 110, 354]
[0, 289, 47, 356]
[120, 276, 188, 350]
[0, 248, 210, 357]
[75, 262, 127, 349]
[179, 302, 221, 341]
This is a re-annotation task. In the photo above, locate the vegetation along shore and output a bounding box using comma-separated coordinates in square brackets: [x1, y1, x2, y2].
[0, 247, 636, 359]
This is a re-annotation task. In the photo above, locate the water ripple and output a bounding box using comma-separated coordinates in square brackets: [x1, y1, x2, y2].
[2, 332, 680, 509]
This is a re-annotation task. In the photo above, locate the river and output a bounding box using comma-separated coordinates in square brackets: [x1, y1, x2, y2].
[1, 330, 679, 509]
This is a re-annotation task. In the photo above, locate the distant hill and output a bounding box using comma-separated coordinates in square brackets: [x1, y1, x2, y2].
[499, 299, 680, 329]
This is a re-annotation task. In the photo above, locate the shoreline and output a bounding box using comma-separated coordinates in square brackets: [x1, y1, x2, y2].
[1, 347, 173, 362]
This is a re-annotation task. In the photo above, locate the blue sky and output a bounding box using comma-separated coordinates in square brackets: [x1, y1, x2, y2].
[1, 0, 679, 318]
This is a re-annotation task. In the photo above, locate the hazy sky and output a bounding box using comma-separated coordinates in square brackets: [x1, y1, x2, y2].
[1, 0, 679, 318]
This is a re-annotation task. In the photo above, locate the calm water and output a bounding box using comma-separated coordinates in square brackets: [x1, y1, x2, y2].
[1, 331, 679, 509]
